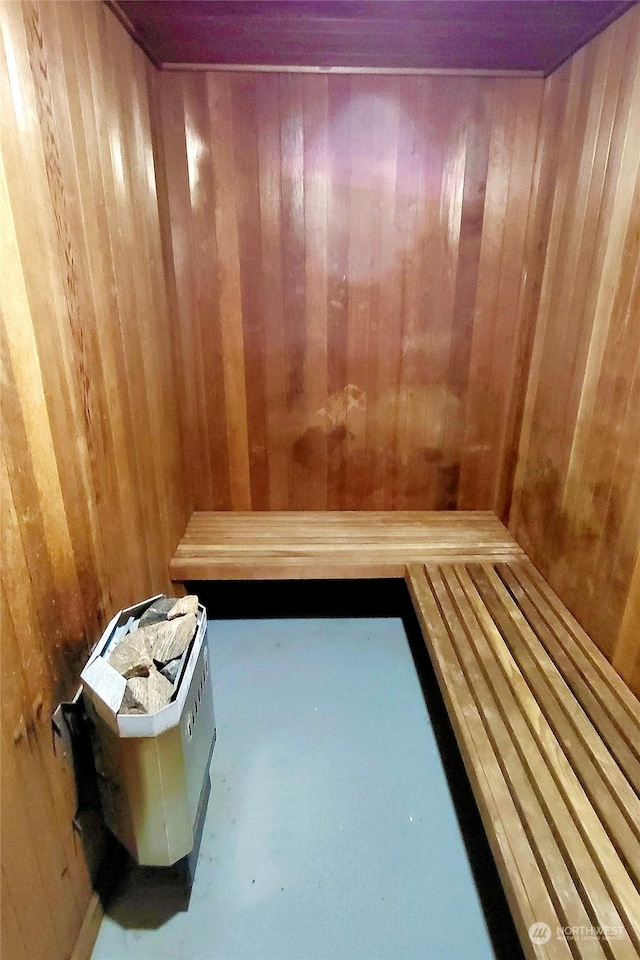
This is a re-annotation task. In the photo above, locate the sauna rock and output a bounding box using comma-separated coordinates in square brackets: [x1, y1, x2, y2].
[149, 612, 197, 665]
[126, 666, 175, 714]
[106, 598, 200, 713]
[138, 595, 178, 628]
[167, 594, 199, 619]
[108, 631, 153, 679]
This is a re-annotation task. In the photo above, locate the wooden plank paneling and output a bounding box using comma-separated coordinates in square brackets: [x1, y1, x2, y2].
[0, 3, 188, 958]
[458, 77, 547, 516]
[155, 69, 546, 515]
[2, 3, 638, 954]
[511, 4, 640, 698]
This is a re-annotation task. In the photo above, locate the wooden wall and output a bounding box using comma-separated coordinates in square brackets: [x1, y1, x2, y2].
[0, 3, 188, 958]
[511, 4, 640, 696]
[153, 69, 546, 514]
[2, 2, 639, 956]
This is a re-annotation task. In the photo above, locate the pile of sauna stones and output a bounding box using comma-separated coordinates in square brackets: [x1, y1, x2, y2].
[108, 595, 199, 714]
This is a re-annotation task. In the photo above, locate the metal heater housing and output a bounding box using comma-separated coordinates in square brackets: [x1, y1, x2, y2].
[82, 597, 215, 867]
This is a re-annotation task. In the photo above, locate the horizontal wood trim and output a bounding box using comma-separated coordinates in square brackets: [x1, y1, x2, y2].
[160, 63, 543, 77]
[407, 560, 640, 960]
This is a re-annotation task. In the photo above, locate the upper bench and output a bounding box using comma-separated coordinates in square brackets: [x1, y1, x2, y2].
[169, 510, 526, 581]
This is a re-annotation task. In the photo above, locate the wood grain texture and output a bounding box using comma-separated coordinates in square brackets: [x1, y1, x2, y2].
[169, 510, 525, 580]
[511, 4, 640, 698]
[407, 560, 640, 960]
[154, 70, 545, 516]
[2, 3, 639, 954]
[0, 3, 188, 958]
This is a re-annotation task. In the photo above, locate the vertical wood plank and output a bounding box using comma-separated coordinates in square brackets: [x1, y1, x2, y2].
[301, 73, 329, 509]
[206, 71, 251, 509]
[325, 76, 351, 508]
[232, 73, 270, 509]
[439, 79, 492, 510]
[279, 73, 308, 508]
[1, 4, 188, 958]
[614, 549, 640, 693]
[511, 4, 640, 695]
[256, 74, 288, 509]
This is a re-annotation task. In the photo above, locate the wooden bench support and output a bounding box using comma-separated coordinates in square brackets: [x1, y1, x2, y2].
[171, 512, 640, 958]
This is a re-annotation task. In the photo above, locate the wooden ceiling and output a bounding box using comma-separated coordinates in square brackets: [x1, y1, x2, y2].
[109, 1, 635, 75]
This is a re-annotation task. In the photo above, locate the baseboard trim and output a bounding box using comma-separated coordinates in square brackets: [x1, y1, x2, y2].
[70, 892, 104, 960]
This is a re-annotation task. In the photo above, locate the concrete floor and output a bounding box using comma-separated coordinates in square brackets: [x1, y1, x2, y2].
[92, 617, 497, 960]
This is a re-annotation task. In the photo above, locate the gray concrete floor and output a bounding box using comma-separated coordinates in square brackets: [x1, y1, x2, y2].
[92, 617, 495, 960]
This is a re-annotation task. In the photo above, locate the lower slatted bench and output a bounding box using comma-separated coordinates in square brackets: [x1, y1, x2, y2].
[407, 560, 640, 960]
[170, 511, 640, 959]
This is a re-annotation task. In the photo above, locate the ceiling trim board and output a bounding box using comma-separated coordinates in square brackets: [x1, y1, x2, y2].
[159, 62, 543, 77]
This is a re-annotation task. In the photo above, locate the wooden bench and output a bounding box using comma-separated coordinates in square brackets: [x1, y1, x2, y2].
[171, 512, 640, 959]
[408, 560, 640, 960]
[169, 510, 526, 580]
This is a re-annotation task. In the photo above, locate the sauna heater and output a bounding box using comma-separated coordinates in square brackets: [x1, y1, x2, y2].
[81, 595, 216, 867]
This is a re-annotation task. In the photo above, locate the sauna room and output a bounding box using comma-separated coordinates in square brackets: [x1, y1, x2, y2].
[1, 1, 639, 959]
